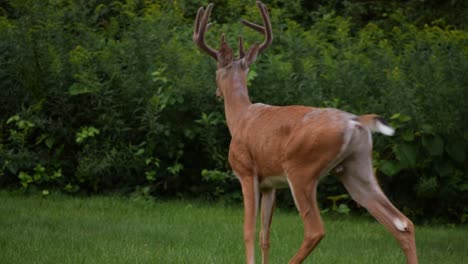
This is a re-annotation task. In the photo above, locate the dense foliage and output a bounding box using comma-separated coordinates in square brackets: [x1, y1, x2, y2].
[0, 0, 467, 223]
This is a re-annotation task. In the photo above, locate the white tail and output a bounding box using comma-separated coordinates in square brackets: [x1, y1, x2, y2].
[359, 114, 395, 136]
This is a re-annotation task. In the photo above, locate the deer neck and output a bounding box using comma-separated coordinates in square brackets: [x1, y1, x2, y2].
[222, 80, 252, 135]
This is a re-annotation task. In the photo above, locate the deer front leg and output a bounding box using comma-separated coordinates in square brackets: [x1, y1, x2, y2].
[259, 189, 276, 264]
[339, 162, 418, 264]
[239, 175, 260, 264]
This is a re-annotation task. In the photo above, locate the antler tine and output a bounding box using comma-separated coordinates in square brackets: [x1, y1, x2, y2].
[194, 7, 203, 36]
[241, 1, 273, 53]
[193, 3, 217, 60]
[238, 36, 245, 58]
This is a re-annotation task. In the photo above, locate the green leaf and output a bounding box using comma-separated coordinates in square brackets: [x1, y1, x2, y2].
[18, 172, 33, 187]
[460, 183, 468, 191]
[6, 115, 20, 124]
[401, 129, 415, 141]
[52, 169, 62, 179]
[33, 173, 41, 181]
[446, 141, 466, 163]
[394, 143, 419, 169]
[422, 135, 444, 156]
[34, 164, 45, 174]
[337, 204, 350, 215]
[399, 115, 411, 122]
[379, 160, 402, 176]
[434, 162, 454, 177]
[45, 137, 55, 149]
[247, 67, 258, 86]
[135, 148, 145, 156]
[390, 113, 401, 120]
[145, 171, 156, 181]
[69, 83, 99, 96]
[35, 134, 47, 145]
[327, 194, 349, 202]
[167, 163, 183, 175]
[416, 177, 438, 198]
[64, 183, 79, 193]
[5, 161, 17, 174]
[420, 124, 434, 134]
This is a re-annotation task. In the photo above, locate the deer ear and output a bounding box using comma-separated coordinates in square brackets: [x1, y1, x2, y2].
[242, 43, 260, 68]
[217, 41, 233, 67]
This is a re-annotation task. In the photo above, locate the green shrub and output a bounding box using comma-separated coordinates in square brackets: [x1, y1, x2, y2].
[0, 0, 466, 222]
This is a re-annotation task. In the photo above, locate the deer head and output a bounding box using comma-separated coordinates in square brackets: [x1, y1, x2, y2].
[193, 1, 272, 98]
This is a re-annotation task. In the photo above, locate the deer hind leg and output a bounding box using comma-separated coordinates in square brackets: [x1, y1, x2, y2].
[338, 157, 418, 264]
[239, 175, 260, 264]
[287, 174, 324, 264]
[259, 189, 276, 264]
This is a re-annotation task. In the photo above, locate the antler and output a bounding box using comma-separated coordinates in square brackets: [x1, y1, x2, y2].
[241, 1, 273, 53]
[193, 3, 217, 60]
[194, 2, 272, 60]
[238, 36, 245, 58]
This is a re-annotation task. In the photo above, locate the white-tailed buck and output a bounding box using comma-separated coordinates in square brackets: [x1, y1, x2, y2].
[193, 2, 418, 263]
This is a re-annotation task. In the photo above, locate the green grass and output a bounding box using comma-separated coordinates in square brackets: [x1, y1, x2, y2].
[0, 192, 466, 264]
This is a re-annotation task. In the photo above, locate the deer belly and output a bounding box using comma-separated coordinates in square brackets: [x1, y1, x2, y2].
[259, 175, 289, 190]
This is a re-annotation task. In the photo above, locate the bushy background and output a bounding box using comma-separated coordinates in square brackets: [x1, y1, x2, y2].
[0, 0, 467, 223]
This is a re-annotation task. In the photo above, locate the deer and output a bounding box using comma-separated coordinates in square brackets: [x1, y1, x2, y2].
[193, 2, 418, 264]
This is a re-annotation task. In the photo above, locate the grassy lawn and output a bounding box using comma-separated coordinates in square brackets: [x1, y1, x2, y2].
[0, 191, 466, 264]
